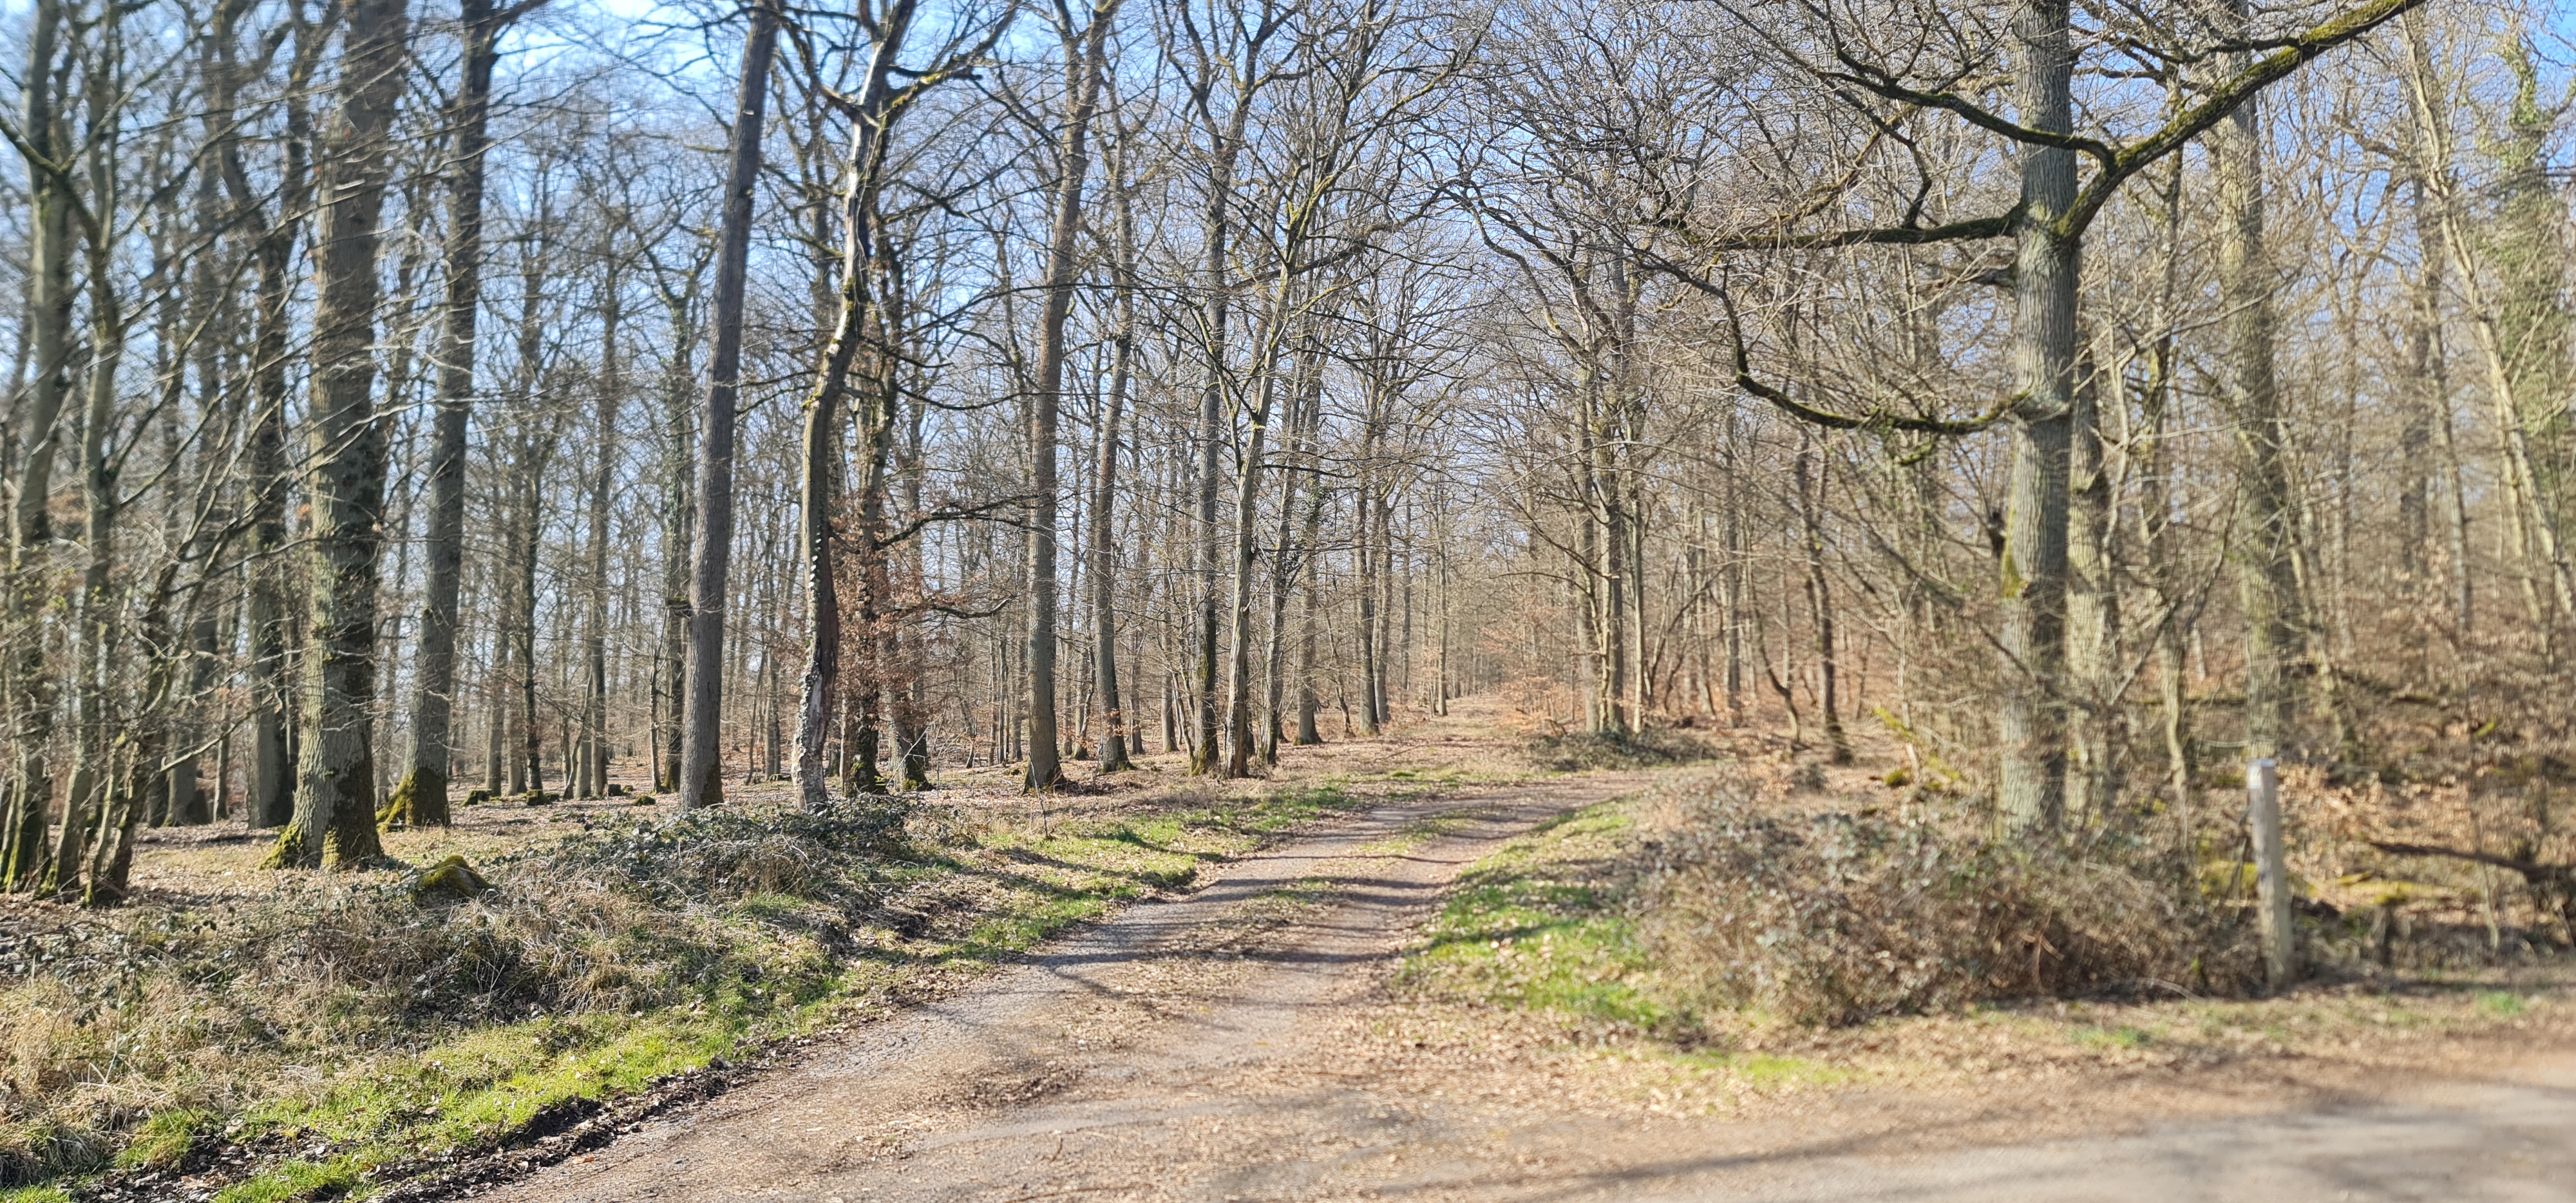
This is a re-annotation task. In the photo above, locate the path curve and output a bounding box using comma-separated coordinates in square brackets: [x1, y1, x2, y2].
[477, 773, 2576, 1202]
[479, 776, 1644, 1202]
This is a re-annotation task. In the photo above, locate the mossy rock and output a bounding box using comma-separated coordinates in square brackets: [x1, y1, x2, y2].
[606, 783, 627, 797]
[463, 788, 493, 807]
[630, 793, 657, 806]
[523, 790, 558, 806]
[412, 855, 492, 905]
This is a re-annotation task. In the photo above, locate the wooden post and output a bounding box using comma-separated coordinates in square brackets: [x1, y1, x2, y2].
[2248, 757, 2295, 989]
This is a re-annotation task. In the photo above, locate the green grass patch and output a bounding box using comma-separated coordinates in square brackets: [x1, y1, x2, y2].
[1397, 801, 1677, 1032]
[209, 1156, 360, 1203]
[2477, 991, 2528, 1017]
[1, 1188, 73, 1203]
[114, 1107, 213, 1171]
[2072, 1025, 2155, 1050]
[261, 1010, 748, 1158]
[1664, 1048, 1853, 1088]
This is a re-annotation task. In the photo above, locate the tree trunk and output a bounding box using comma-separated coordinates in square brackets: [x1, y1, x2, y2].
[2401, 158, 2469, 631]
[2212, 0, 2306, 765]
[677, 0, 782, 810]
[1293, 467, 1327, 745]
[1091, 155, 1138, 773]
[583, 252, 620, 798]
[265, 0, 410, 870]
[234, 6, 322, 832]
[1263, 355, 1320, 764]
[1356, 477, 1383, 736]
[0, 0, 73, 888]
[653, 265, 703, 793]
[1221, 359, 1275, 778]
[90, 564, 185, 903]
[2066, 346, 2122, 816]
[2399, 17, 2575, 628]
[1794, 432, 1850, 764]
[1188, 100, 1252, 775]
[1025, 1, 1114, 791]
[168, 6, 249, 831]
[1996, 0, 2076, 833]
[792, 1, 927, 810]
[54, 74, 133, 896]
[391, 0, 520, 826]
[793, 380, 842, 805]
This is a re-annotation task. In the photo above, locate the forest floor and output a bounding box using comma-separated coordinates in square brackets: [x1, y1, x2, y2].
[444, 701, 2576, 1203]
[1, 699, 1605, 1201]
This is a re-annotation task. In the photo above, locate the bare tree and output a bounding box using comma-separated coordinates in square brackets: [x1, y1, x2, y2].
[677, 0, 784, 811]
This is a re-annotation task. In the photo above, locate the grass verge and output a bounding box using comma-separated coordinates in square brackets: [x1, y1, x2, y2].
[1377, 776, 2575, 1117]
[5, 782, 1365, 1201]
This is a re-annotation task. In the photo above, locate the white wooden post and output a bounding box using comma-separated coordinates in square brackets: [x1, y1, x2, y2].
[2248, 758, 2294, 989]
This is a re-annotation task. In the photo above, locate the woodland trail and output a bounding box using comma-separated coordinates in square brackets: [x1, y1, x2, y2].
[472, 775, 2576, 1203]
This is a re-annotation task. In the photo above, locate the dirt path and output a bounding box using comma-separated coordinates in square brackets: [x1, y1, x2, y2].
[478, 775, 2576, 1203]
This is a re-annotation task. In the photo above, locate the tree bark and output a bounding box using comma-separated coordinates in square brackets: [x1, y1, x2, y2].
[1996, 0, 2076, 833]
[1263, 354, 1321, 764]
[2211, 0, 2306, 765]
[2067, 347, 2122, 815]
[235, 3, 323, 831]
[1, 0, 74, 888]
[2399, 16, 2568, 629]
[54, 48, 133, 895]
[1186, 92, 1253, 775]
[1221, 354, 1276, 778]
[265, 0, 411, 870]
[1794, 431, 1850, 764]
[792, 1, 921, 811]
[392, 0, 526, 826]
[1025, 1, 1115, 791]
[583, 249, 620, 798]
[677, 0, 782, 810]
[1091, 149, 1139, 773]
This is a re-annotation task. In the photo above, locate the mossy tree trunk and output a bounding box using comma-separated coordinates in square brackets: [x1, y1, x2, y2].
[266, 0, 409, 871]
[0, 0, 75, 889]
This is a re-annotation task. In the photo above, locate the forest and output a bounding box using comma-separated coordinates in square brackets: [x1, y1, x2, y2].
[2, 0, 2574, 1195]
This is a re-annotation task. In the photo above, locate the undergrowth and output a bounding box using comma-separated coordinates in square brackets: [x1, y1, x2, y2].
[1636, 779, 2265, 1024]
[1525, 727, 1721, 773]
[1400, 773, 2268, 1035]
[1407, 769, 2567, 1050]
[0, 783, 1358, 1198]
